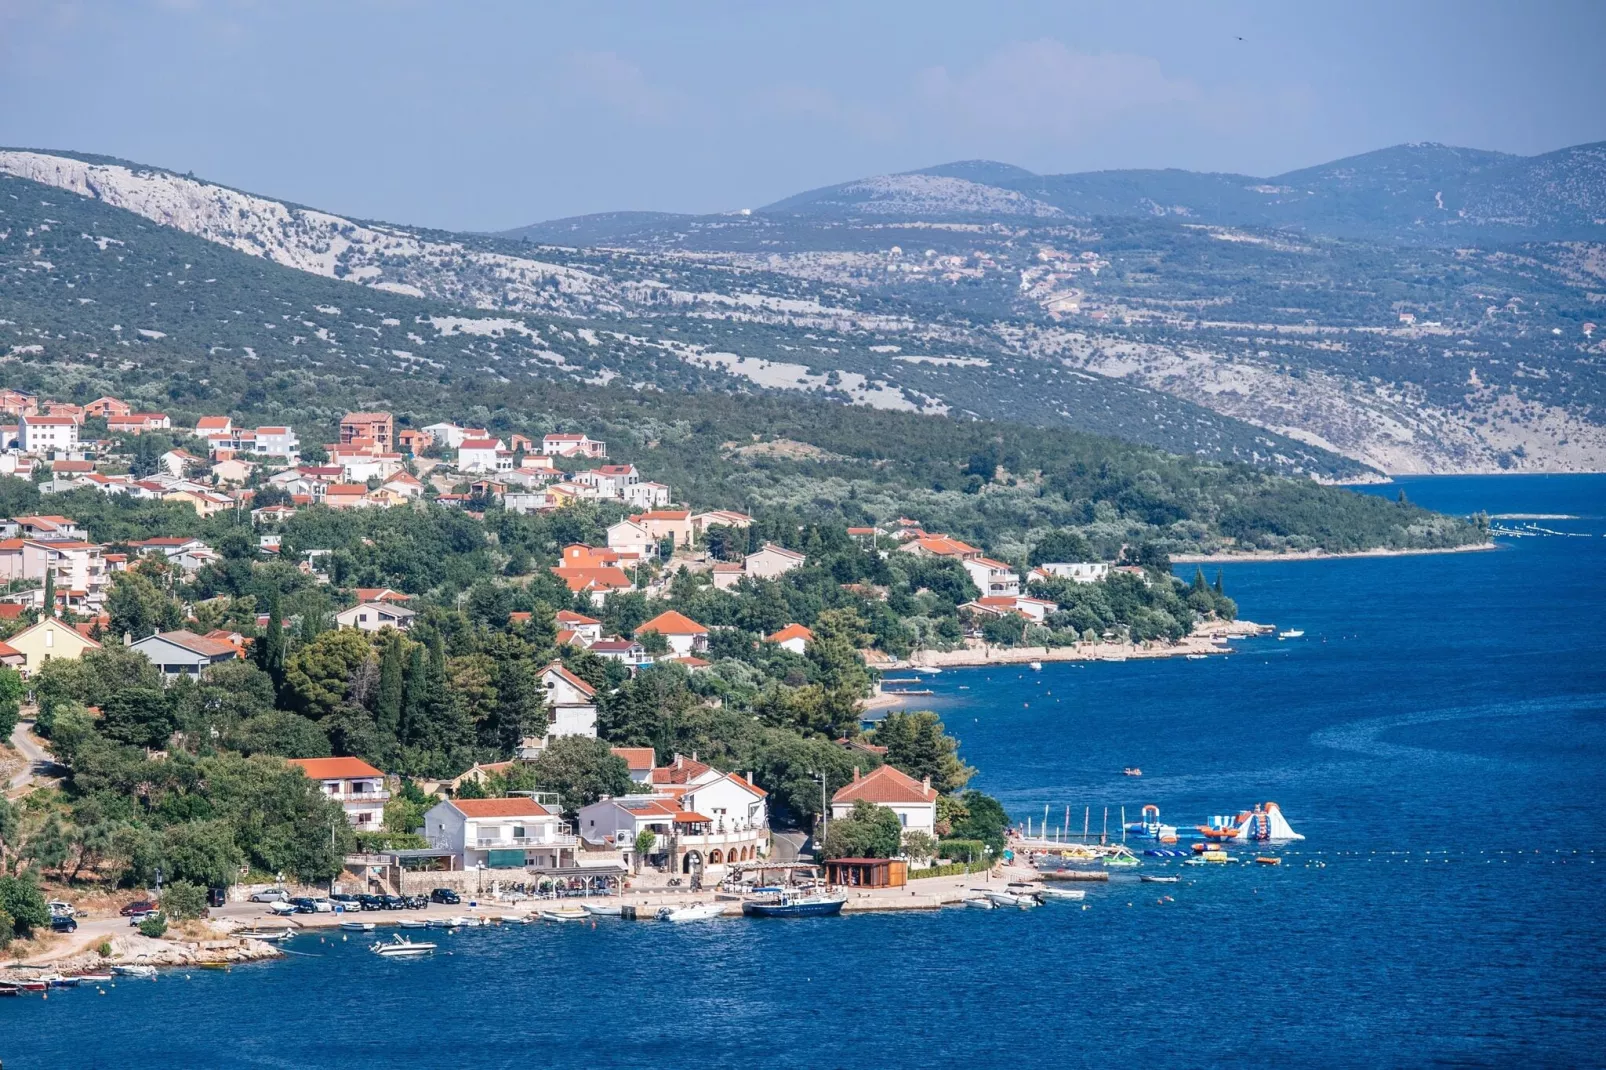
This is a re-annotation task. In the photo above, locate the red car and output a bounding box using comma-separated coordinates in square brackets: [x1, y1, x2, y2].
[119, 900, 158, 917]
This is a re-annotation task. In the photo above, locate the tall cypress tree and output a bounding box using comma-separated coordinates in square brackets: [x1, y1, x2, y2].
[374, 634, 405, 759]
[492, 655, 544, 758]
[1213, 569, 1224, 595]
[400, 644, 427, 752]
[42, 568, 55, 619]
[256, 590, 286, 690]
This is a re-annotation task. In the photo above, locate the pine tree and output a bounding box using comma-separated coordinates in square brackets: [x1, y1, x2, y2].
[1191, 567, 1207, 593]
[300, 609, 323, 645]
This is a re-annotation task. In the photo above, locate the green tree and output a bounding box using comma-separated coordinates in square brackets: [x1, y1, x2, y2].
[255, 590, 287, 689]
[806, 608, 872, 698]
[632, 828, 658, 873]
[946, 790, 1009, 853]
[0, 873, 50, 935]
[0, 667, 22, 740]
[871, 710, 974, 794]
[525, 736, 631, 814]
[373, 632, 406, 758]
[42, 566, 55, 619]
[822, 799, 903, 859]
[283, 628, 373, 720]
[138, 913, 169, 938]
[161, 880, 209, 920]
[106, 570, 178, 639]
[23, 813, 71, 876]
[160, 819, 245, 888]
[101, 687, 175, 750]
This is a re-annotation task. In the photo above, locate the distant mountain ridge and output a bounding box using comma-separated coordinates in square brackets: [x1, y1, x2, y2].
[507, 140, 1606, 244]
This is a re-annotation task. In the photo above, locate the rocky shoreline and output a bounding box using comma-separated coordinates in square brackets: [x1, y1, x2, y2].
[882, 618, 1271, 672]
[1171, 542, 1497, 564]
[7, 931, 283, 977]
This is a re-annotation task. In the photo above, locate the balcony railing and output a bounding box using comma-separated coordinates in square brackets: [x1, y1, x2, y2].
[474, 834, 579, 849]
[332, 790, 390, 803]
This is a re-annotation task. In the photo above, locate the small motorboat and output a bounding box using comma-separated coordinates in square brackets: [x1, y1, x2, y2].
[1141, 875, 1181, 884]
[741, 891, 847, 918]
[76, 973, 114, 983]
[398, 919, 428, 929]
[0, 982, 21, 996]
[1278, 629, 1304, 639]
[236, 928, 295, 941]
[370, 935, 436, 957]
[1123, 767, 1143, 777]
[1186, 654, 1208, 660]
[16, 979, 48, 992]
[963, 897, 995, 910]
[445, 915, 481, 928]
[112, 964, 157, 978]
[1034, 886, 1086, 901]
[340, 921, 375, 932]
[656, 902, 728, 923]
[43, 975, 80, 988]
[539, 908, 589, 922]
[1029, 661, 1043, 671]
[580, 902, 622, 917]
[983, 890, 1038, 909]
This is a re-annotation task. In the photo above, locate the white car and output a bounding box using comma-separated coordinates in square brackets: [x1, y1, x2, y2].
[249, 888, 288, 903]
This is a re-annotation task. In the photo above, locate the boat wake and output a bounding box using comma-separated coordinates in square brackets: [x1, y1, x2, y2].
[1309, 693, 1604, 766]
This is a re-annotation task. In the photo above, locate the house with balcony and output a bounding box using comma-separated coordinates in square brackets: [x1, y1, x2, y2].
[422, 797, 578, 871]
[542, 433, 606, 458]
[577, 770, 769, 875]
[288, 757, 391, 829]
[961, 556, 1021, 598]
[128, 630, 241, 680]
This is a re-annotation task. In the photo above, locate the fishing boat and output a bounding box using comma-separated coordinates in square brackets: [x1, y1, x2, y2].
[741, 890, 847, 918]
[1277, 629, 1304, 639]
[539, 907, 589, 922]
[1034, 886, 1086, 901]
[43, 975, 80, 988]
[1140, 875, 1181, 884]
[370, 935, 436, 957]
[1029, 661, 1043, 671]
[340, 920, 375, 932]
[112, 964, 157, 978]
[0, 982, 21, 996]
[398, 918, 429, 929]
[657, 902, 728, 923]
[963, 897, 995, 909]
[580, 902, 623, 917]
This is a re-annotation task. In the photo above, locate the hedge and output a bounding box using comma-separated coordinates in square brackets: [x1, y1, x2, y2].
[909, 860, 992, 880]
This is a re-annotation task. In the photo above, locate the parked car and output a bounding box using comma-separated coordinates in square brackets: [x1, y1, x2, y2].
[51, 915, 78, 933]
[356, 894, 384, 911]
[48, 899, 76, 917]
[127, 910, 158, 926]
[403, 895, 429, 910]
[249, 888, 289, 903]
[328, 893, 359, 906]
[120, 900, 158, 917]
[288, 897, 317, 914]
[430, 888, 461, 904]
[380, 895, 408, 910]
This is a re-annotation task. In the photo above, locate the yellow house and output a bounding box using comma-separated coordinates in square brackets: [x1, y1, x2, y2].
[163, 489, 233, 517]
[8, 616, 101, 677]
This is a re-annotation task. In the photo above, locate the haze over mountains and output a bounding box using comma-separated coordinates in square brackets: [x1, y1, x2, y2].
[3, 140, 1604, 477]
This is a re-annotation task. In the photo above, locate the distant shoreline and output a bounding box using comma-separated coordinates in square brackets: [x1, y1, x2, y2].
[1171, 542, 1498, 564]
[876, 619, 1272, 675]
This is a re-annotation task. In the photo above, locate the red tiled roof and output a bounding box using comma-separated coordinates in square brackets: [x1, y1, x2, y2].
[767, 623, 813, 644]
[540, 662, 597, 697]
[556, 610, 600, 625]
[451, 798, 551, 818]
[638, 610, 707, 636]
[610, 747, 656, 771]
[651, 754, 713, 785]
[288, 756, 383, 780]
[550, 566, 632, 593]
[831, 764, 937, 806]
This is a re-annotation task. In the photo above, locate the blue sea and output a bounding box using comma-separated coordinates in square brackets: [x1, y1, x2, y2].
[5, 475, 1604, 1069]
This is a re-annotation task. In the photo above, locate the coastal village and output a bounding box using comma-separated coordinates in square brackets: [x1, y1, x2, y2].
[0, 387, 1262, 978]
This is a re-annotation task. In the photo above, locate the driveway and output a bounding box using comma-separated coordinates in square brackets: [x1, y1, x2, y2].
[7, 718, 57, 792]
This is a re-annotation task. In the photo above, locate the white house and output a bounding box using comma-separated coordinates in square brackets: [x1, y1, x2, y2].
[542, 433, 605, 458]
[532, 663, 598, 751]
[623, 481, 671, 510]
[636, 610, 708, 658]
[18, 414, 79, 456]
[335, 601, 416, 632]
[610, 746, 656, 786]
[423, 422, 470, 449]
[766, 623, 813, 656]
[128, 630, 239, 680]
[962, 556, 1020, 598]
[576, 768, 769, 874]
[252, 426, 301, 462]
[554, 610, 603, 645]
[606, 519, 657, 559]
[745, 543, 806, 580]
[1033, 561, 1110, 585]
[458, 438, 511, 473]
[421, 797, 578, 872]
[830, 765, 938, 839]
[288, 757, 390, 829]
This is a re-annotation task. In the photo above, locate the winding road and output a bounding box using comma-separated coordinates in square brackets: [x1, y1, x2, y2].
[7, 717, 56, 792]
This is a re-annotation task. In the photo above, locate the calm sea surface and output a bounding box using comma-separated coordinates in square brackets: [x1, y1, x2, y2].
[5, 474, 1604, 1069]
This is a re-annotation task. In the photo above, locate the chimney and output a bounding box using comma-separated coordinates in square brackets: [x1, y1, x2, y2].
[922, 776, 931, 793]
[853, 766, 861, 781]
[124, 631, 132, 646]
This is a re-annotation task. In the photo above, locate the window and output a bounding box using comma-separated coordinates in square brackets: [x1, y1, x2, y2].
[44, 629, 53, 648]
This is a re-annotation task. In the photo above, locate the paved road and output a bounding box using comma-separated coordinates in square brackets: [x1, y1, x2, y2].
[7, 718, 56, 792]
[770, 831, 812, 863]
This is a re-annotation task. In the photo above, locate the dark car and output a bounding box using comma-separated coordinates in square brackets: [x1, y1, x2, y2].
[404, 895, 429, 910]
[429, 888, 461, 905]
[380, 895, 408, 910]
[119, 900, 158, 917]
[356, 894, 385, 911]
[288, 897, 318, 914]
[51, 915, 78, 933]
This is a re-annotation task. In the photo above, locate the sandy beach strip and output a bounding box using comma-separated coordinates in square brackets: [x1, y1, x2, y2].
[1171, 541, 1497, 564]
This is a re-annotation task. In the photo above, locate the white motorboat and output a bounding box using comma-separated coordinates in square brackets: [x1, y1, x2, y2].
[1029, 661, 1043, 671]
[580, 902, 622, 917]
[398, 919, 428, 929]
[112, 964, 157, 978]
[370, 935, 436, 957]
[984, 890, 1038, 909]
[445, 915, 481, 928]
[963, 897, 995, 909]
[539, 908, 588, 922]
[1278, 629, 1304, 639]
[236, 928, 295, 941]
[1034, 886, 1086, 901]
[656, 902, 728, 923]
[339, 921, 375, 932]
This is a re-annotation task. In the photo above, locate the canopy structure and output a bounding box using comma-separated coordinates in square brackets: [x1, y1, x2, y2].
[1232, 802, 1304, 842]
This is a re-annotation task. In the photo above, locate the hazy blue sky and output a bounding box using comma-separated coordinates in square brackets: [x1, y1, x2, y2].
[3, 1, 1603, 230]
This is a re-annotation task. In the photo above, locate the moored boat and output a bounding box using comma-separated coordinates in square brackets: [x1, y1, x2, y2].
[445, 915, 481, 927]
[741, 891, 846, 918]
[339, 921, 375, 932]
[236, 928, 295, 941]
[0, 982, 21, 996]
[43, 975, 81, 988]
[398, 919, 428, 929]
[983, 890, 1038, 908]
[580, 902, 622, 917]
[1140, 875, 1181, 884]
[112, 964, 157, 978]
[963, 896, 995, 909]
[656, 902, 728, 923]
[1034, 886, 1086, 901]
[539, 908, 589, 922]
[1278, 629, 1304, 639]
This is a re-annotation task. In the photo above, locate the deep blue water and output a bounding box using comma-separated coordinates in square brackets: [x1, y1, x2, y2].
[6, 475, 1605, 1069]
